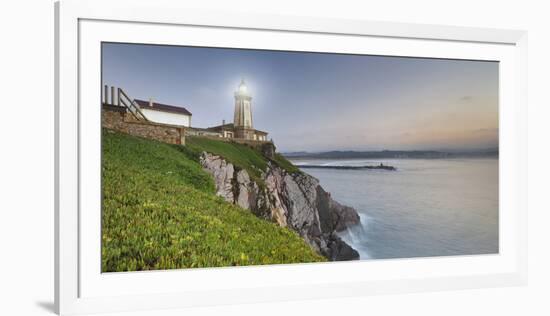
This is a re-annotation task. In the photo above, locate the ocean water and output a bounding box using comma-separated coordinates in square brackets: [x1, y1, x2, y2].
[291, 158, 499, 260]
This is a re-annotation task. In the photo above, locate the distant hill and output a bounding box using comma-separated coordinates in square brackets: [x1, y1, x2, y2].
[282, 148, 499, 159]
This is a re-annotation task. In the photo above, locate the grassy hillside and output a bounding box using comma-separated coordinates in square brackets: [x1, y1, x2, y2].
[102, 130, 325, 272]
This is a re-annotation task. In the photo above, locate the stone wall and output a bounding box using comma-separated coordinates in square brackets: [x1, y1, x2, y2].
[185, 128, 223, 138]
[102, 105, 186, 145]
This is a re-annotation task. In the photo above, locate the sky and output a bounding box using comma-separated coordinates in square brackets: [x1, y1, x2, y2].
[102, 43, 499, 152]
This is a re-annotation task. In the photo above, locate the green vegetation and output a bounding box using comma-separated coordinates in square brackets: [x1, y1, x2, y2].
[272, 153, 301, 174]
[102, 130, 324, 272]
[186, 136, 301, 185]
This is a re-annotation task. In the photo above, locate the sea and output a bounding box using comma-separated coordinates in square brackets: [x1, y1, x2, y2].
[290, 158, 499, 260]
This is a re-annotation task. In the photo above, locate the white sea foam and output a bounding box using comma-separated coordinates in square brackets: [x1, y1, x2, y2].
[337, 214, 372, 259]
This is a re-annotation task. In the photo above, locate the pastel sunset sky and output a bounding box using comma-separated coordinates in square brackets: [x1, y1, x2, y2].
[102, 43, 498, 152]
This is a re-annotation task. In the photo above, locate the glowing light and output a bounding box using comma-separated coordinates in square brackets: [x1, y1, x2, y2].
[238, 79, 248, 94]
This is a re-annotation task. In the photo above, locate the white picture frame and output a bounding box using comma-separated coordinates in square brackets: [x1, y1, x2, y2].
[55, 0, 528, 314]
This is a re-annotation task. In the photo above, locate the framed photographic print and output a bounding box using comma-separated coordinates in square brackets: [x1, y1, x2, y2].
[55, 0, 527, 314]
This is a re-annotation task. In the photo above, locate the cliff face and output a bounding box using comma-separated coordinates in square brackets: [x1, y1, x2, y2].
[200, 152, 360, 261]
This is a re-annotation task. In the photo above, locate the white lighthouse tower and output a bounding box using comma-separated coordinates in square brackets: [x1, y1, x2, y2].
[233, 79, 254, 139]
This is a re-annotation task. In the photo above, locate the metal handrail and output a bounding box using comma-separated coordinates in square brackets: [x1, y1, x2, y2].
[117, 88, 149, 122]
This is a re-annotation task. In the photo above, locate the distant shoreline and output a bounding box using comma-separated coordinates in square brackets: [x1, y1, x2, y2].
[283, 148, 498, 160]
[296, 164, 396, 171]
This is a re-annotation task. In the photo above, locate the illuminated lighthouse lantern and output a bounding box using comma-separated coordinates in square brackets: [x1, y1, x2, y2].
[233, 79, 255, 139]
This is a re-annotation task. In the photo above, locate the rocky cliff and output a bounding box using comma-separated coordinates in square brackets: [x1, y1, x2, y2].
[200, 152, 360, 261]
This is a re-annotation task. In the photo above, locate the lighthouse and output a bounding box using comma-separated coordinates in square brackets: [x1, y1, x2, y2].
[233, 79, 255, 139]
[199, 79, 268, 142]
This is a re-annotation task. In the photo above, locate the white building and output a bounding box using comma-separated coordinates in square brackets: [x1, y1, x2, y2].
[134, 99, 192, 127]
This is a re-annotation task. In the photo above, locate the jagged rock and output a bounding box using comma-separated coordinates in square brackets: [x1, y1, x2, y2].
[260, 142, 276, 159]
[235, 169, 250, 208]
[263, 170, 288, 227]
[200, 153, 234, 202]
[199, 152, 361, 261]
[235, 169, 260, 210]
[280, 172, 320, 234]
[329, 198, 361, 232]
[326, 233, 360, 261]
